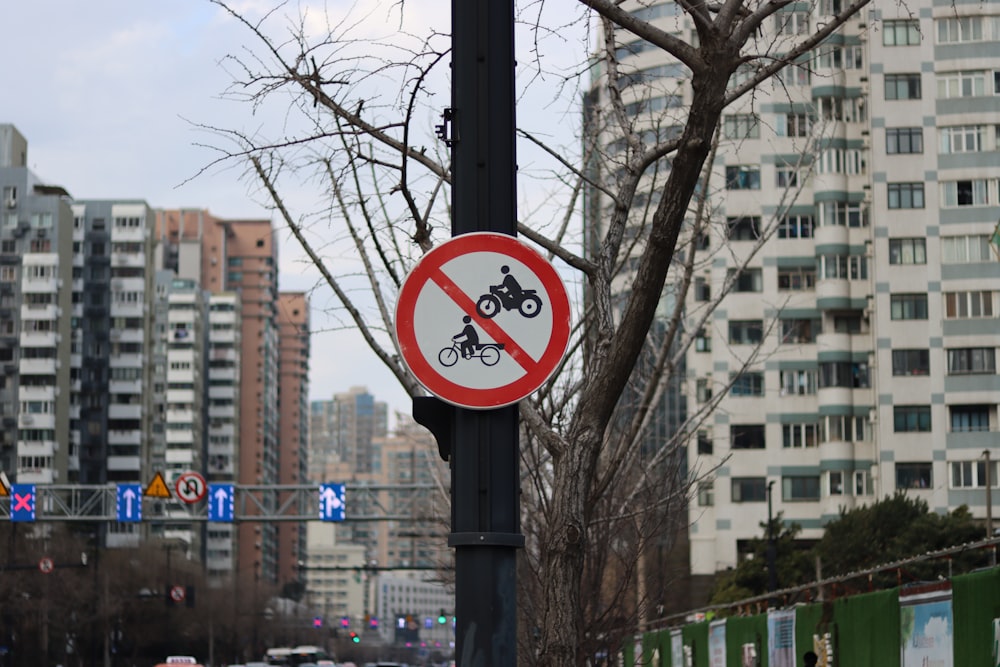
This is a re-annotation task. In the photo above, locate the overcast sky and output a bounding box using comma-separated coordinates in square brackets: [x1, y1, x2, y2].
[3, 0, 587, 420]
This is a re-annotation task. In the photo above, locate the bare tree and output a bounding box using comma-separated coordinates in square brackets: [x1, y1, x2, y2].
[202, 0, 872, 664]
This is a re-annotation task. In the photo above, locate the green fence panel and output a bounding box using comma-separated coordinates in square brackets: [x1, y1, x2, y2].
[725, 613, 768, 667]
[623, 635, 636, 667]
[952, 567, 1000, 667]
[833, 588, 900, 667]
[682, 620, 711, 667]
[642, 628, 664, 667]
[794, 600, 832, 664]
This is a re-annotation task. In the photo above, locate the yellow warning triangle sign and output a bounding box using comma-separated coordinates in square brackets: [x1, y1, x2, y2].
[0, 472, 8, 496]
[145, 471, 172, 498]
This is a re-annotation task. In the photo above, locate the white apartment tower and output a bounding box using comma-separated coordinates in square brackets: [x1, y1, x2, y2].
[587, 1, 1000, 597]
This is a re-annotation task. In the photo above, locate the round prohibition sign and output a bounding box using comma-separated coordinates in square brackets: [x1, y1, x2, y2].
[170, 585, 186, 603]
[395, 233, 571, 409]
[174, 471, 207, 504]
[38, 557, 54, 574]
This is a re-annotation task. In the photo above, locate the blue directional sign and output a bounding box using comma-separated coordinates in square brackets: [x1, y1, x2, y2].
[318, 483, 345, 522]
[10, 484, 36, 522]
[116, 484, 142, 522]
[208, 483, 235, 523]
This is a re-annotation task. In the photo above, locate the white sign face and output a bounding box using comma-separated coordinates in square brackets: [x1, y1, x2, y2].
[395, 233, 571, 409]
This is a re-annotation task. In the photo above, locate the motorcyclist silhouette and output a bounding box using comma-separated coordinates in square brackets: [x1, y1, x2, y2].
[452, 315, 479, 359]
[493, 265, 524, 306]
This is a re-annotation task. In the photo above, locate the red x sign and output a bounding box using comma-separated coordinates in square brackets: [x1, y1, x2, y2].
[10, 484, 36, 522]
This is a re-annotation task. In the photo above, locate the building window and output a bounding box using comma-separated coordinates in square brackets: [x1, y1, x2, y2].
[779, 369, 817, 395]
[889, 238, 927, 265]
[949, 404, 991, 432]
[938, 125, 985, 153]
[894, 406, 931, 432]
[730, 372, 764, 397]
[726, 165, 761, 190]
[697, 481, 715, 506]
[818, 201, 867, 227]
[723, 114, 760, 139]
[731, 477, 767, 502]
[775, 166, 802, 188]
[890, 294, 928, 320]
[896, 462, 932, 489]
[814, 45, 864, 70]
[950, 460, 999, 489]
[819, 361, 869, 388]
[937, 70, 988, 98]
[887, 182, 925, 209]
[892, 349, 930, 376]
[883, 19, 921, 45]
[694, 277, 711, 301]
[727, 268, 763, 292]
[695, 328, 712, 352]
[782, 475, 820, 501]
[782, 422, 818, 448]
[819, 254, 867, 280]
[780, 318, 820, 344]
[941, 235, 992, 263]
[776, 112, 812, 137]
[696, 378, 713, 403]
[885, 73, 922, 100]
[726, 216, 761, 241]
[697, 430, 713, 455]
[777, 214, 814, 238]
[937, 16, 984, 43]
[885, 127, 923, 154]
[940, 179, 991, 207]
[729, 320, 764, 345]
[829, 470, 845, 495]
[946, 347, 996, 375]
[777, 267, 816, 291]
[774, 10, 810, 35]
[944, 291, 994, 319]
[773, 65, 811, 88]
[730, 424, 765, 449]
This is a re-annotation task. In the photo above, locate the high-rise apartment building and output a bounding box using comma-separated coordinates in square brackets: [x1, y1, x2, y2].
[156, 210, 285, 584]
[587, 2, 1000, 599]
[277, 291, 310, 586]
[0, 125, 74, 490]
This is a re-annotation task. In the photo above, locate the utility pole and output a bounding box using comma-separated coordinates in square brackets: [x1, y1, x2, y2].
[414, 0, 521, 665]
[766, 480, 777, 594]
[985, 449, 995, 566]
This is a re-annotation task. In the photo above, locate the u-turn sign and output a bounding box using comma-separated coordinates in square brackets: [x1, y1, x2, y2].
[395, 233, 570, 409]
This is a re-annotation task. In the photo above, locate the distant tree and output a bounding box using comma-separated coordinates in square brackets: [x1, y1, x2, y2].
[709, 494, 991, 604]
[815, 493, 988, 587]
[708, 514, 816, 605]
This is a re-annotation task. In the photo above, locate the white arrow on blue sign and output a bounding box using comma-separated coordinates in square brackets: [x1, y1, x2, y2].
[116, 484, 142, 523]
[208, 484, 235, 523]
[318, 483, 345, 522]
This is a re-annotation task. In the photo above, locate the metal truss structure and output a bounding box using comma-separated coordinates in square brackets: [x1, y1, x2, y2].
[0, 483, 440, 522]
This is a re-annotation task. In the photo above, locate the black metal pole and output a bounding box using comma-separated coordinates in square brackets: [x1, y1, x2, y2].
[449, 0, 520, 665]
[766, 480, 777, 594]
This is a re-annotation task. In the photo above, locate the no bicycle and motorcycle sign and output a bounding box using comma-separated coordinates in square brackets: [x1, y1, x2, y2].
[394, 233, 571, 409]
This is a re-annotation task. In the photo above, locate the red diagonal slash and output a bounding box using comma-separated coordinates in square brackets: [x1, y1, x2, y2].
[13, 492, 32, 512]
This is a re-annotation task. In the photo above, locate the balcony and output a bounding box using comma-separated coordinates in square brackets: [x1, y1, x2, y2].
[17, 468, 56, 484]
[108, 404, 142, 420]
[20, 358, 58, 375]
[19, 331, 59, 348]
[17, 439, 57, 458]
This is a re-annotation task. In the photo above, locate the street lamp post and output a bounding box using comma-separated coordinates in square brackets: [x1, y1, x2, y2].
[766, 480, 777, 594]
[985, 450, 995, 566]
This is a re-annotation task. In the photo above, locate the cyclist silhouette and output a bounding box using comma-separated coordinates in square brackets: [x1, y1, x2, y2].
[452, 315, 479, 359]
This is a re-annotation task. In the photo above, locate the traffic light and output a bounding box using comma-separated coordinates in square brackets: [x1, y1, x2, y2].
[438, 609, 447, 625]
[349, 631, 360, 644]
